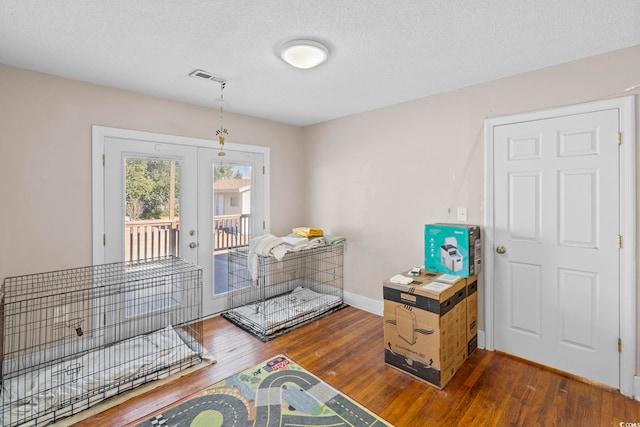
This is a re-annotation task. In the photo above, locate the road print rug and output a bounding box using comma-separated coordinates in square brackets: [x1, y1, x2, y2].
[134, 354, 391, 426]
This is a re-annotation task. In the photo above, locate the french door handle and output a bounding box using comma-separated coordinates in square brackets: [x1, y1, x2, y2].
[496, 245, 506, 254]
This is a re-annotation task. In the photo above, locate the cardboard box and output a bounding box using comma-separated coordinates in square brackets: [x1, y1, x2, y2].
[385, 348, 459, 389]
[383, 271, 468, 389]
[466, 275, 478, 357]
[425, 224, 482, 278]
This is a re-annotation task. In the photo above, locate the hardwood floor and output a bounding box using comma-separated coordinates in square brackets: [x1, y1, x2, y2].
[74, 306, 640, 426]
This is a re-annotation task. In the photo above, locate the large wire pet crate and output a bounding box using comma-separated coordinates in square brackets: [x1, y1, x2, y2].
[0, 256, 203, 427]
[223, 244, 345, 341]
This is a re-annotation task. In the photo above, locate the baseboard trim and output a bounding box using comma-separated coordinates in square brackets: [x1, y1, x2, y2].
[344, 291, 383, 316]
[478, 330, 486, 350]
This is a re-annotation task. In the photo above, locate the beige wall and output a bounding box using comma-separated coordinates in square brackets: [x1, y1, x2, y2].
[0, 64, 305, 279]
[1, 45, 640, 370]
[303, 45, 640, 352]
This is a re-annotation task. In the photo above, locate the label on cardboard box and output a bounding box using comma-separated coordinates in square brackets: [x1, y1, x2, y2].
[422, 282, 452, 293]
[435, 274, 461, 283]
[383, 286, 458, 317]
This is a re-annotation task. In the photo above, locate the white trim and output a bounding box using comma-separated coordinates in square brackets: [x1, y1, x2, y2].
[477, 330, 486, 350]
[91, 125, 271, 265]
[483, 122, 496, 352]
[483, 96, 636, 396]
[619, 96, 636, 398]
[634, 376, 640, 401]
[344, 291, 383, 316]
[91, 127, 106, 265]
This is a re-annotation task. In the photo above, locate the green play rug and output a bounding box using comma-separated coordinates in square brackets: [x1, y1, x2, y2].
[134, 355, 392, 426]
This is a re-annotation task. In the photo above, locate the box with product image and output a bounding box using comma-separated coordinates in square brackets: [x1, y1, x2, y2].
[425, 224, 482, 278]
[383, 271, 468, 389]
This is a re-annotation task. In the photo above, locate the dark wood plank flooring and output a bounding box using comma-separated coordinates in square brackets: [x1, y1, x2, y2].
[73, 306, 640, 426]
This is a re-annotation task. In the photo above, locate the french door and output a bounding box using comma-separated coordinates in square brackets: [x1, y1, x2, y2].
[198, 149, 265, 315]
[93, 126, 268, 319]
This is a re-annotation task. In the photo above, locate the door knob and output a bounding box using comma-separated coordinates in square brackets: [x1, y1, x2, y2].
[496, 245, 506, 254]
[189, 242, 198, 248]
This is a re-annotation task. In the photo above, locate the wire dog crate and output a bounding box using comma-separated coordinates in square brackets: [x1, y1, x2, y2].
[223, 244, 345, 341]
[0, 256, 203, 427]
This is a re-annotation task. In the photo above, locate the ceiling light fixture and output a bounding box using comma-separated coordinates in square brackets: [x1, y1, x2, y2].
[280, 40, 329, 69]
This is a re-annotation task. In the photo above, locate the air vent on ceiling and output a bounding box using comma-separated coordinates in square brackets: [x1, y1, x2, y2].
[189, 69, 227, 83]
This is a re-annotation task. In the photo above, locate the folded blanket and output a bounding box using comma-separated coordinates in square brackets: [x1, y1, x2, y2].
[292, 227, 323, 238]
[281, 236, 325, 252]
[250, 234, 285, 257]
[308, 237, 325, 247]
[249, 234, 285, 280]
[281, 236, 309, 247]
[247, 234, 331, 281]
[323, 235, 346, 245]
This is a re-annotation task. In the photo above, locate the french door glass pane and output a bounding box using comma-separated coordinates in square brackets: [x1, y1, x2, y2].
[213, 162, 252, 295]
[124, 158, 181, 262]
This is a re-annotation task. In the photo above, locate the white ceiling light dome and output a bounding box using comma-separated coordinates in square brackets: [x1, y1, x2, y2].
[280, 40, 329, 69]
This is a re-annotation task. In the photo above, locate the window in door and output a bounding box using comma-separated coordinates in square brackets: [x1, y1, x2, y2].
[212, 162, 253, 295]
[124, 158, 181, 262]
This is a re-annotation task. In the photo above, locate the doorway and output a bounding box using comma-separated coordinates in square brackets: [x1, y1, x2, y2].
[483, 96, 636, 395]
[92, 126, 270, 318]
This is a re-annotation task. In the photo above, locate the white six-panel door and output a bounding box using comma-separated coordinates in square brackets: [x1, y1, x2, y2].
[492, 108, 620, 387]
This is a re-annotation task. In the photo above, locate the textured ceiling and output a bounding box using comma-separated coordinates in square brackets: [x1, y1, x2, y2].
[1, 0, 639, 126]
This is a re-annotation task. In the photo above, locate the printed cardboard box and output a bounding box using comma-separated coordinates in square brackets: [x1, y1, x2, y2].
[466, 275, 478, 357]
[383, 271, 467, 388]
[385, 348, 459, 390]
[424, 224, 482, 278]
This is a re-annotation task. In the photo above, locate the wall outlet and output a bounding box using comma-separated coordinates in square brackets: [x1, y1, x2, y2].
[457, 207, 468, 222]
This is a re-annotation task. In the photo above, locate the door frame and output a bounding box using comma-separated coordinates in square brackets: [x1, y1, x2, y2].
[91, 125, 270, 264]
[483, 96, 636, 396]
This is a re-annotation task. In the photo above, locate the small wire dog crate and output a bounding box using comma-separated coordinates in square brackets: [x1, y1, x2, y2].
[223, 244, 345, 341]
[0, 256, 203, 427]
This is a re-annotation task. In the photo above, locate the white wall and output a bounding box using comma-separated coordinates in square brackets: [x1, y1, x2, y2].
[0, 64, 305, 279]
[1, 45, 640, 369]
[303, 45, 640, 334]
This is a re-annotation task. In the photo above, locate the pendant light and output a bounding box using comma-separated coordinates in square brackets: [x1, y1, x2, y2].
[215, 81, 228, 157]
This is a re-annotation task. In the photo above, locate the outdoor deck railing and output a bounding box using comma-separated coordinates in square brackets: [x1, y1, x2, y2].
[125, 214, 250, 261]
[125, 219, 179, 262]
[214, 214, 251, 251]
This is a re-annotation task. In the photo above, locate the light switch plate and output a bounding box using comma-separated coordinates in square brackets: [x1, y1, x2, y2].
[457, 207, 468, 222]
